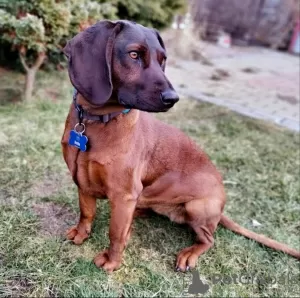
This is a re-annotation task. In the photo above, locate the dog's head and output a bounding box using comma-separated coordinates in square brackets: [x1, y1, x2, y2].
[63, 20, 179, 112]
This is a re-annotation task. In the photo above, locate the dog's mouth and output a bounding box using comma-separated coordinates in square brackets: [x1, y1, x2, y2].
[140, 107, 171, 113]
[119, 99, 174, 113]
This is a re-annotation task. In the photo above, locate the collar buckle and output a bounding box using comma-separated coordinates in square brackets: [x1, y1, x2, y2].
[73, 89, 84, 124]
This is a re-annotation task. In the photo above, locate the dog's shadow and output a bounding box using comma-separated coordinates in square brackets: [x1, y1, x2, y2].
[90, 201, 194, 270]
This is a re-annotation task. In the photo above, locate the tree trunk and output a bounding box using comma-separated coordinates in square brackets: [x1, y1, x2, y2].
[19, 51, 46, 101]
[24, 69, 36, 101]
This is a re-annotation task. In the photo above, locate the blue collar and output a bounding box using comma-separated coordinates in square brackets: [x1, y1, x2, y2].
[122, 109, 131, 114]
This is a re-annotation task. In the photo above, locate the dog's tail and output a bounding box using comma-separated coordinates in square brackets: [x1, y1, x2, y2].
[220, 215, 300, 259]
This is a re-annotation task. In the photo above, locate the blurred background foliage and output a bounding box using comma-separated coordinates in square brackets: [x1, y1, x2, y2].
[0, 0, 186, 100]
[0, 0, 185, 70]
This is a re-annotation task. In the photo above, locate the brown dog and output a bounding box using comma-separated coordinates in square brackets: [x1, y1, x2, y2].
[61, 20, 300, 273]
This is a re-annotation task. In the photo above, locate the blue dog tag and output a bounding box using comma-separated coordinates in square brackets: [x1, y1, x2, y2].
[69, 130, 88, 152]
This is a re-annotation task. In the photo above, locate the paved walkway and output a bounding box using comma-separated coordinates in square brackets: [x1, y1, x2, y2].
[166, 45, 300, 131]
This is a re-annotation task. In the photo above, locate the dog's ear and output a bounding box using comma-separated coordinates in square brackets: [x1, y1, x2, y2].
[63, 21, 123, 105]
[153, 29, 166, 71]
[153, 29, 166, 50]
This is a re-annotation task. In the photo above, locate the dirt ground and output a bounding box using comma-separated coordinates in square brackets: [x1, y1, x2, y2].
[165, 36, 300, 130]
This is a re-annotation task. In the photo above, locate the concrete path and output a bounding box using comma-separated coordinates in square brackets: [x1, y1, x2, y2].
[166, 44, 300, 131]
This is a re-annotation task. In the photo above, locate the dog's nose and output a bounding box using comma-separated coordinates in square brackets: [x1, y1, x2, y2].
[160, 90, 179, 106]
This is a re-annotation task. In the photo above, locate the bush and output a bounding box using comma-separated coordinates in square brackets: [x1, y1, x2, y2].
[111, 0, 186, 29]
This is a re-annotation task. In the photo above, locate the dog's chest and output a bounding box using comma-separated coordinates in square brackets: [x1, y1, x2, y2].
[63, 143, 108, 197]
[76, 159, 107, 197]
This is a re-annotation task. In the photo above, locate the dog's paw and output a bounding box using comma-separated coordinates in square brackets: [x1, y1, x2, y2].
[66, 225, 90, 245]
[176, 246, 198, 272]
[94, 250, 122, 273]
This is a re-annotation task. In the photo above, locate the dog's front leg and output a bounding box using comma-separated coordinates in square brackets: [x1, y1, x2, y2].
[66, 188, 97, 245]
[94, 194, 137, 273]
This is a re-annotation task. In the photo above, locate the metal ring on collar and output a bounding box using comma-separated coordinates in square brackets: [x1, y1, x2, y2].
[74, 123, 85, 134]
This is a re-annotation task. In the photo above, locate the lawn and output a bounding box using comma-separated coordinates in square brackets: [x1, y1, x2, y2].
[0, 70, 299, 297]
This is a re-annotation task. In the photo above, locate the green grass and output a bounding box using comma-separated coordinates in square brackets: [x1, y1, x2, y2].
[0, 70, 299, 297]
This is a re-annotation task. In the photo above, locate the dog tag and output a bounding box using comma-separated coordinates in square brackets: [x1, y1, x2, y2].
[68, 123, 88, 152]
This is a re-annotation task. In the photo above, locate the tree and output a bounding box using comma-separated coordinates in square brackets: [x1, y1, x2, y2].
[0, 0, 116, 101]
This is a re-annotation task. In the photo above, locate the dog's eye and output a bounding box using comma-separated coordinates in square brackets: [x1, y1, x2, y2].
[129, 51, 139, 59]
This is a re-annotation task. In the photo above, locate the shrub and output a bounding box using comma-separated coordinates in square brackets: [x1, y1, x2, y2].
[111, 0, 186, 29]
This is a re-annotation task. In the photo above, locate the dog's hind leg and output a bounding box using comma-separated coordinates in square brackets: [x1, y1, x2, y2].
[176, 197, 222, 272]
[133, 208, 152, 218]
[66, 188, 97, 245]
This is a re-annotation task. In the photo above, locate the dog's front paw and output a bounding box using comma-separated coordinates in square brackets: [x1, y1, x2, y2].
[94, 249, 122, 273]
[176, 246, 199, 272]
[66, 224, 90, 245]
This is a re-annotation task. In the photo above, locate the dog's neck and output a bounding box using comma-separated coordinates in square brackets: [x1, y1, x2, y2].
[76, 93, 126, 115]
[71, 91, 131, 124]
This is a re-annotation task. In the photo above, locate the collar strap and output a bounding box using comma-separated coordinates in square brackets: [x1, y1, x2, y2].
[73, 89, 130, 123]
